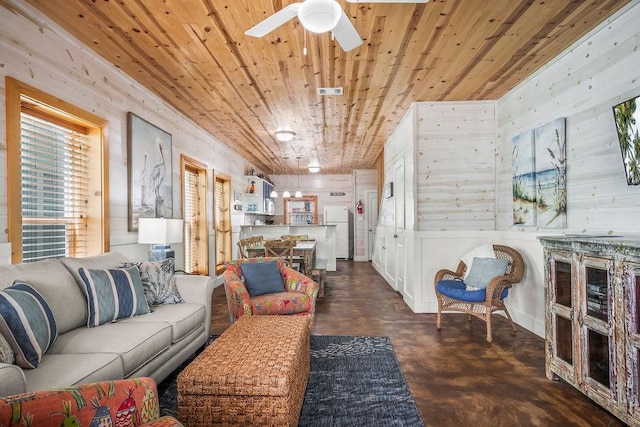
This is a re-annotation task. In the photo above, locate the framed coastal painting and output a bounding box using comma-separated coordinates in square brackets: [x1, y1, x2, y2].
[534, 118, 566, 228]
[127, 112, 173, 231]
[512, 131, 536, 226]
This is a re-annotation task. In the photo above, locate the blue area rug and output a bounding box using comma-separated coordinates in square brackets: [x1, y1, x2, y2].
[157, 335, 424, 426]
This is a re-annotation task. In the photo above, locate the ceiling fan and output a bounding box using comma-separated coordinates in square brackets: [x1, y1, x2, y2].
[245, 0, 430, 52]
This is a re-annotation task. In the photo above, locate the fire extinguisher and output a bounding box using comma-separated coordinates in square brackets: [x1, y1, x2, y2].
[356, 200, 364, 215]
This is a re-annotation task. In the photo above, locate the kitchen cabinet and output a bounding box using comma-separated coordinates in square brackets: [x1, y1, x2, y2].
[284, 196, 317, 225]
[242, 175, 274, 215]
[539, 235, 640, 425]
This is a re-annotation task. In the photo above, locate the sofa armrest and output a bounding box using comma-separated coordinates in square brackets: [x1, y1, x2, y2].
[174, 274, 214, 337]
[0, 363, 26, 397]
[0, 377, 178, 426]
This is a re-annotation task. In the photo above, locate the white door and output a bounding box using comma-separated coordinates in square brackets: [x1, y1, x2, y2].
[365, 190, 379, 261]
[394, 160, 405, 295]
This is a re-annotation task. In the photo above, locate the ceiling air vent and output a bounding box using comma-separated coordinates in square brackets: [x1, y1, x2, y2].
[317, 87, 344, 96]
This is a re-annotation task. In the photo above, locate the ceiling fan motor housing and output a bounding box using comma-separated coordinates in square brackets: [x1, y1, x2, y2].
[299, 0, 342, 33]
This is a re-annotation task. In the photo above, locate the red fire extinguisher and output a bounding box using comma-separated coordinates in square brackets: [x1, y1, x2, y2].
[356, 200, 364, 214]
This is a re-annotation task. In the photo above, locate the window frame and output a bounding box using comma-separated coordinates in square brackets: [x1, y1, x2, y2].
[5, 77, 109, 263]
[181, 154, 208, 275]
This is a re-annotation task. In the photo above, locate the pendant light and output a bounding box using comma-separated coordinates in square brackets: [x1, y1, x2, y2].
[294, 157, 303, 198]
[282, 156, 291, 198]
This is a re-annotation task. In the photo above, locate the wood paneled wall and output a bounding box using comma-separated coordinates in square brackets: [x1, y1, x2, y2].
[497, 2, 640, 234]
[0, 3, 252, 268]
[416, 102, 497, 231]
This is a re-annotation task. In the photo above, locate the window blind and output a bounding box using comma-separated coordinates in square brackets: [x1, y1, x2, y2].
[184, 167, 200, 273]
[215, 177, 231, 269]
[20, 112, 89, 263]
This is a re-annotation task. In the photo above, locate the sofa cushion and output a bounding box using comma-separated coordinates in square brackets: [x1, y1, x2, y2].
[47, 321, 172, 376]
[0, 259, 85, 334]
[60, 252, 132, 287]
[0, 282, 58, 369]
[24, 352, 124, 392]
[241, 260, 285, 296]
[120, 258, 184, 305]
[78, 267, 150, 327]
[436, 279, 509, 302]
[121, 303, 204, 343]
[250, 292, 313, 315]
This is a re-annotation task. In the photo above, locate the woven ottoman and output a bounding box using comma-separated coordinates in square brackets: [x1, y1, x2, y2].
[177, 315, 311, 426]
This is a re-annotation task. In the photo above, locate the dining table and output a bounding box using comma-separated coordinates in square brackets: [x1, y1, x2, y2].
[246, 240, 317, 275]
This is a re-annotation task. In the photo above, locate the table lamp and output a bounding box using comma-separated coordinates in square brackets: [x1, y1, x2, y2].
[137, 217, 184, 261]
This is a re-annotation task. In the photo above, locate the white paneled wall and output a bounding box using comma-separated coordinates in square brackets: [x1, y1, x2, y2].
[270, 174, 353, 223]
[0, 2, 254, 271]
[416, 102, 497, 231]
[496, 2, 640, 234]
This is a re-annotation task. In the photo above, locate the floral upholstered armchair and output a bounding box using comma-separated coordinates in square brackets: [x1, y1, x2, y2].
[0, 377, 181, 426]
[223, 257, 319, 327]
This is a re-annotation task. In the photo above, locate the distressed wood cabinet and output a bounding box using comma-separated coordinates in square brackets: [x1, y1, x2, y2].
[539, 235, 640, 425]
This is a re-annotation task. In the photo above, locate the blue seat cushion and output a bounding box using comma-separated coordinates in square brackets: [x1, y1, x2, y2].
[437, 280, 508, 303]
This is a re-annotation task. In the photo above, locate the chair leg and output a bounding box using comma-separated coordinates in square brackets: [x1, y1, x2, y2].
[436, 298, 442, 330]
[503, 306, 518, 332]
[486, 313, 493, 343]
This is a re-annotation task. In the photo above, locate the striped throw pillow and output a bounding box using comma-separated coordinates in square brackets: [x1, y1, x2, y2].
[78, 266, 150, 328]
[0, 281, 58, 369]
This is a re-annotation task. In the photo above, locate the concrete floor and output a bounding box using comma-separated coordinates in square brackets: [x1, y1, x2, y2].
[211, 260, 625, 426]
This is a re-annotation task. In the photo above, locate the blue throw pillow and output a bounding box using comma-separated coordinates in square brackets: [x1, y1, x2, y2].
[0, 281, 58, 369]
[464, 257, 509, 289]
[241, 261, 286, 297]
[78, 266, 150, 327]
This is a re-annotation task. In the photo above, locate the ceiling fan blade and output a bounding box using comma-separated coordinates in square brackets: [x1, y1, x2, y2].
[345, 0, 429, 3]
[245, 3, 301, 37]
[332, 11, 363, 52]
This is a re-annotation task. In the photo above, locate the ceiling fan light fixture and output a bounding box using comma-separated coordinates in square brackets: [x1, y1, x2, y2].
[298, 0, 342, 34]
[275, 130, 296, 142]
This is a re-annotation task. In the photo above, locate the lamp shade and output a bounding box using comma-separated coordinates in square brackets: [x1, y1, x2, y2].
[138, 218, 183, 244]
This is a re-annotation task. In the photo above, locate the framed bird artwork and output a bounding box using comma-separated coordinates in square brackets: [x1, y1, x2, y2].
[127, 112, 173, 231]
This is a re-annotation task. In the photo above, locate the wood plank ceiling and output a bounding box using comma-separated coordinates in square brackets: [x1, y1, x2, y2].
[19, 0, 630, 174]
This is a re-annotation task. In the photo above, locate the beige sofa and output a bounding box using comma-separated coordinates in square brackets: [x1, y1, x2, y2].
[0, 252, 214, 397]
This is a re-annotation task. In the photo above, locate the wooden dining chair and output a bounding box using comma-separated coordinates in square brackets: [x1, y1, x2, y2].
[281, 234, 312, 273]
[237, 235, 264, 259]
[264, 239, 296, 268]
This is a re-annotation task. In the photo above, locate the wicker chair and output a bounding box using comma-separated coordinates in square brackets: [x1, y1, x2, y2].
[237, 235, 264, 258]
[434, 244, 525, 342]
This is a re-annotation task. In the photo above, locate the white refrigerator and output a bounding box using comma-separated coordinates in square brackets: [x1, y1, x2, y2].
[323, 206, 349, 259]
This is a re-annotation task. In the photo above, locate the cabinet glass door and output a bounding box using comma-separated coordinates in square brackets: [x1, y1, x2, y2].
[624, 264, 640, 420]
[581, 259, 614, 398]
[552, 259, 573, 366]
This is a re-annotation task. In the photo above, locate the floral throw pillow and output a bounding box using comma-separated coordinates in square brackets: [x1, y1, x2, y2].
[120, 258, 183, 306]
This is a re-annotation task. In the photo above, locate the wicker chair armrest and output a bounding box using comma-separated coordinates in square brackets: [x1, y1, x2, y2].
[484, 275, 517, 302]
[281, 266, 320, 299]
[434, 268, 460, 285]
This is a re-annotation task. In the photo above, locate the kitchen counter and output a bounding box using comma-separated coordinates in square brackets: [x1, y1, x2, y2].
[239, 225, 338, 271]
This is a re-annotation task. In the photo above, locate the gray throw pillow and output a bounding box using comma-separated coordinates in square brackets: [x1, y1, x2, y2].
[464, 257, 509, 289]
[241, 261, 286, 297]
